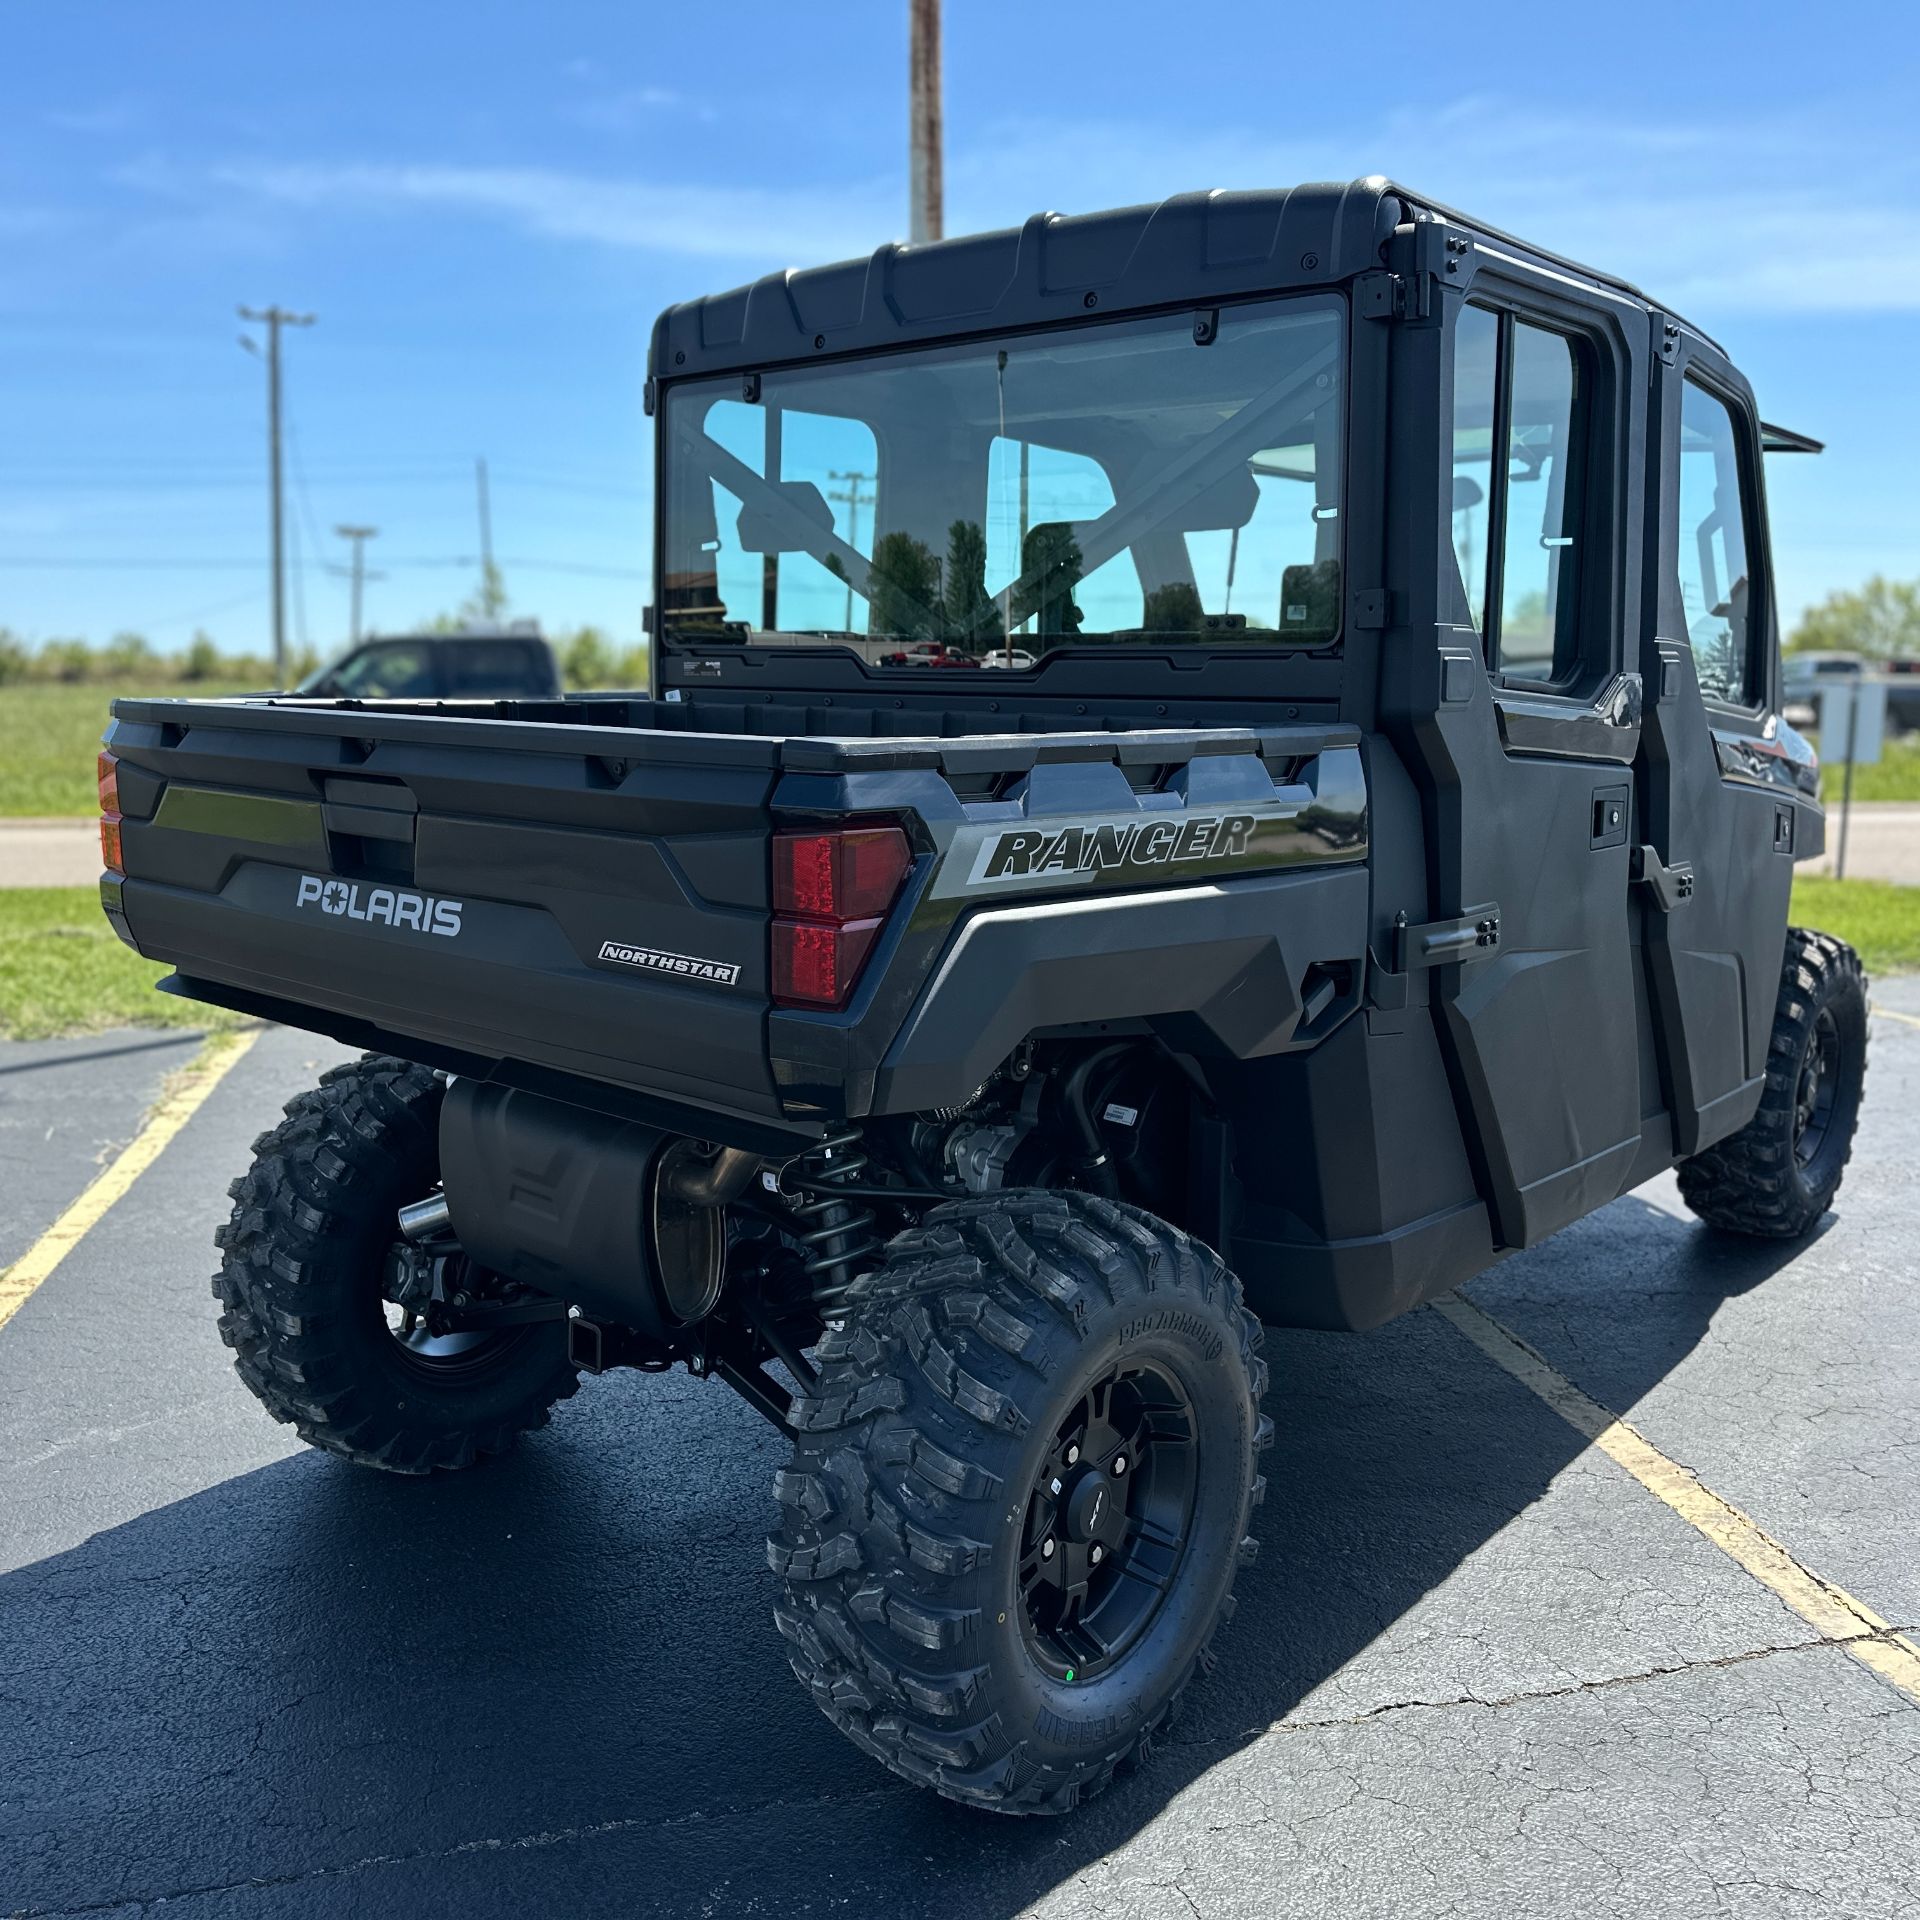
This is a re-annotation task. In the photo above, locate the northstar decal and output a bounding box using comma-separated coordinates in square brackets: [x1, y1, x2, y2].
[970, 812, 1259, 886]
[597, 940, 742, 986]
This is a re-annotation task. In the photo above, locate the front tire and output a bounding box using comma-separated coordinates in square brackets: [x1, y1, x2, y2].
[769, 1191, 1270, 1815]
[213, 1055, 578, 1472]
[1678, 927, 1868, 1239]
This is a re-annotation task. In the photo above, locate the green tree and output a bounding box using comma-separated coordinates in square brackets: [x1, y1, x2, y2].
[866, 530, 942, 640]
[941, 519, 1001, 644]
[101, 630, 158, 680]
[182, 631, 224, 681]
[0, 630, 29, 685]
[1141, 582, 1205, 633]
[560, 625, 616, 689]
[1789, 576, 1920, 659]
[38, 638, 93, 682]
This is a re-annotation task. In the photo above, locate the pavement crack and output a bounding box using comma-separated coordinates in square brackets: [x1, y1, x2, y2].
[1169, 1630, 1916, 1750]
[3, 1782, 906, 1918]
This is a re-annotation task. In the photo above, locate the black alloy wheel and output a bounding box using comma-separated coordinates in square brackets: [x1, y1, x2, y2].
[1018, 1362, 1198, 1683]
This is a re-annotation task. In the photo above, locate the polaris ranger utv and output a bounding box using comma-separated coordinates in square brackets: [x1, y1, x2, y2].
[98, 177, 1867, 1816]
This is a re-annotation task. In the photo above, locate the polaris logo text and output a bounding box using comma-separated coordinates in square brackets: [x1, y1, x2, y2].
[295, 875, 463, 937]
[971, 813, 1258, 886]
[598, 940, 741, 986]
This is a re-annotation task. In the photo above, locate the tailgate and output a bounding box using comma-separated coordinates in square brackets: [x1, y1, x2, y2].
[103, 699, 791, 1129]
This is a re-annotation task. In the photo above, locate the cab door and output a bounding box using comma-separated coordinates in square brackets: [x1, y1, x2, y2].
[1389, 255, 1652, 1249]
[1636, 325, 1802, 1153]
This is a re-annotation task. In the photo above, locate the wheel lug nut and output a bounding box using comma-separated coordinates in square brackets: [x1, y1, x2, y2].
[1066, 1445, 1079, 1465]
[1049, 1477, 1062, 1496]
[1041, 1537, 1056, 1559]
[1091, 1544, 1104, 1564]
[1113, 1454, 1127, 1475]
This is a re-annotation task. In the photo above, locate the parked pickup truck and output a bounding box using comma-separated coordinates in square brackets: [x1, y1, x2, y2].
[99, 177, 1865, 1819]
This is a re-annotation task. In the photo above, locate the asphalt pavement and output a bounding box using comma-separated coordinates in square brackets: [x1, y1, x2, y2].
[2, 1006, 1917, 1918]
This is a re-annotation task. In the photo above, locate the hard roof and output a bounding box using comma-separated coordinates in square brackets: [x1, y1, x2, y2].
[648, 177, 1709, 385]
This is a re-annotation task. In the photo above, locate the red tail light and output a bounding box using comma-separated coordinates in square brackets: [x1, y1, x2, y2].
[98, 751, 123, 874]
[773, 826, 911, 921]
[771, 823, 911, 1009]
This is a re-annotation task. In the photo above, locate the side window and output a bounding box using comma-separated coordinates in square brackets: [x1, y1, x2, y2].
[442, 641, 547, 695]
[1449, 305, 1500, 636]
[1498, 325, 1588, 683]
[700, 399, 881, 636]
[1449, 306, 1598, 688]
[332, 642, 436, 698]
[1675, 382, 1756, 705]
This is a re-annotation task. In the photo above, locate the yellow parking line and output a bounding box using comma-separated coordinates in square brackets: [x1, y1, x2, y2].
[0, 1028, 259, 1336]
[1872, 1003, 1920, 1032]
[1433, 1292, 1920, 1706]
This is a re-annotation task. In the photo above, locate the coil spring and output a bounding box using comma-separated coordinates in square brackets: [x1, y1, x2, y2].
[792, 1126, 882, 1309]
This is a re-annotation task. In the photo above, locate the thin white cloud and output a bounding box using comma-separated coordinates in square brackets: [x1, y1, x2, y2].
[211, 159, 895, 265]
[945, 102, 1920, 317]
[45, 99, 143, 136]
[117, 93, 1920, 313]
[568, 84, 716, 132]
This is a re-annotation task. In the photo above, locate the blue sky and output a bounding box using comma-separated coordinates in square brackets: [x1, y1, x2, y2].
[3, 0, 1917, 658]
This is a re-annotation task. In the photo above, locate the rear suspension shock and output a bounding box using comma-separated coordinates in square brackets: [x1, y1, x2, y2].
[788, 1127, 882, 1311]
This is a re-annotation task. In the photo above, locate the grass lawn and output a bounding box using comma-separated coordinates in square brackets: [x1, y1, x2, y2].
[1, 873, 1912, 1047]
[0, 886, 248, 1041]
[0, 681, 253, 817]
[1791, 875, 1920, 980]
[1808, 731, 1920, 804]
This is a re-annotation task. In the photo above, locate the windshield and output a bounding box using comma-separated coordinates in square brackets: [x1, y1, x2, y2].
[658, 294, 1344, 669]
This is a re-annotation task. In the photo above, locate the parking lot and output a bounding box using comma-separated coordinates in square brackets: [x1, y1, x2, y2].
[2, 1006, 1917, 1919]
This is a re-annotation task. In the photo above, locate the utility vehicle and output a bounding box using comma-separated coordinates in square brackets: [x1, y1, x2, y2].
[99, 177, 1868, 1816]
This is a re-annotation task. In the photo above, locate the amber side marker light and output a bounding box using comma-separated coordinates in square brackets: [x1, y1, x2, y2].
[770, 825, 912, 1009]
[98, 750, 123, 874]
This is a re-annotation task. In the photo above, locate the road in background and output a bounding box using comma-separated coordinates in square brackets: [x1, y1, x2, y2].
[9, 806, 1920, 887]
[0, 822, 103, 889]
[1, 1011, 1916, 1917]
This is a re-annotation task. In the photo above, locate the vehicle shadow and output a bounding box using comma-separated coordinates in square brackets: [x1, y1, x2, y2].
[0, 1191, 1816, 1918]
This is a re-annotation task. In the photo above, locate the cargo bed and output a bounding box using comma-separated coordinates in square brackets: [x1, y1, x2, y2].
[102, 692, 1369, 1145]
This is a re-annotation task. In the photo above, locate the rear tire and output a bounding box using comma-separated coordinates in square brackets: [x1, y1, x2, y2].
[1677, 928, 1868, 1239]
[768, 1190, 1270, 1815]
[213, 1055, 578, 1472]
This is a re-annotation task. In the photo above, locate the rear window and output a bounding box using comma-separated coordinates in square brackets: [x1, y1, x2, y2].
[659, 294, 1346, 669]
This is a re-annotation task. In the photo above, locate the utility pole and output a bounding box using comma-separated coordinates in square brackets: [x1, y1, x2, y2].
[238, 305, 315, 686]
[909, 0, 943, 244]
[827, 469, 873, 631]
[333, 524, 380, 644]
[474, 456, 502, 619]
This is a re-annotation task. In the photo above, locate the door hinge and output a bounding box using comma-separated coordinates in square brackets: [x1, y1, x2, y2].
[1657, 317, 1682, 367]
[1632, 845, 1695, 911]
[1392, 904, 1501, 971]
[1352, 587, 1390, 629]
[1356, 271, 1431, 323]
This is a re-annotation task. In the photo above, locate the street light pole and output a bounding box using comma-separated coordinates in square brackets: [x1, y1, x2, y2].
[909, 0, 943, 245]
[238, 305, 315, 687]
